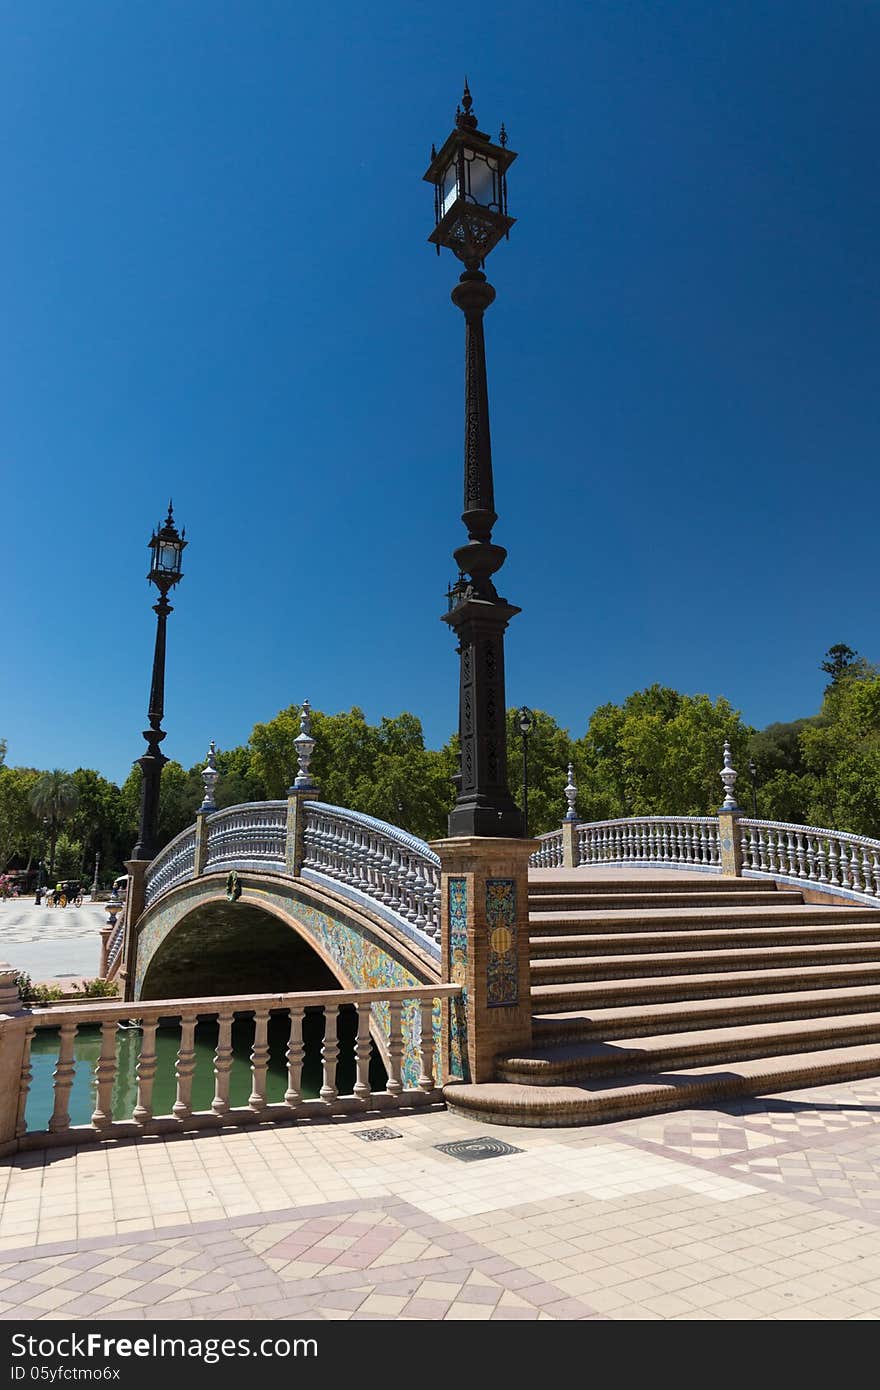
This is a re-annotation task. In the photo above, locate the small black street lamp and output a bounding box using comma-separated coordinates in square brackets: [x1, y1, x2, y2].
[748, 759, 759, 818]
[90, 851, 101, 900]
[132, 502, 186, 861]
[518, 706, 534, 838]
[426, 82, 523, 837]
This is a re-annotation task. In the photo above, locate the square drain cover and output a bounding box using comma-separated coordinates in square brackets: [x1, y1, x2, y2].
[353, 1127, 403, 1142]
[434, 1136, 523, 1162]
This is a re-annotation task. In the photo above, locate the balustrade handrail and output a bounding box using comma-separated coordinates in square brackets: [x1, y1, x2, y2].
[143, 823, 197, 884]
[10, 983, 461, 1154]
[25, 983, 461, 1029]
[303, 802, 440, 865]
[204, 800, 288, 827]
[301, 802, 442, 950]
[739, 816, 880, 848]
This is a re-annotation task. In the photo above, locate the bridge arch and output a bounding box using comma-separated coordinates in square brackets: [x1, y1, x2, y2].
[133, 871, 439, 1003]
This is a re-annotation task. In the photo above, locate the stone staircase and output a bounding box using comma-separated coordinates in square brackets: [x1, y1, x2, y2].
[444, 872, 880, 1126]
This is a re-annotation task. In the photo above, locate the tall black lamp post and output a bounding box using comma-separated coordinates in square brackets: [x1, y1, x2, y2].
[518, 706, 534, 838]
[748, 759, 759, 818]
[425, 82, 523, 837]
[132, 503, 186, 861]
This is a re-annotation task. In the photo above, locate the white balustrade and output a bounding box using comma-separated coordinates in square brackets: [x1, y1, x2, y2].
[529, 830, 563, 868]
[143, 827, 197, 907]
[12, 984, 459, 1153]
[573, 817, 720, 869]
[301, 803, 442, 945]
[204, 802, 287, 872]
[739, 818, 880, 902]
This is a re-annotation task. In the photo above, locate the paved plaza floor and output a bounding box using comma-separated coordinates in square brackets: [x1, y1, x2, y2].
[4, 1075, 880, 1320]
[0, 899, 105, 984]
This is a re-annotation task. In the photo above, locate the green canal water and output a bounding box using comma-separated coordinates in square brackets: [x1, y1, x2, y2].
[27, 1008, 388, 1131]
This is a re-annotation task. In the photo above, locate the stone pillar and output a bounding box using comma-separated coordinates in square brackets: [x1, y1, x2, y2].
[0, 966, 29, 1157]
[719, 811, 743, 877]
[120, 858, 149, 1002]
[194, 810, 209, 876]
[285, 789, 315, 877]
[432, 836, 535, 1085]
[561, 819, 578, 869]
[718, 740, 743, 878]
[98, 926, 112, 979]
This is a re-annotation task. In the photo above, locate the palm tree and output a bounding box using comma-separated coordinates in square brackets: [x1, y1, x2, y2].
[28, 771, 79, 879]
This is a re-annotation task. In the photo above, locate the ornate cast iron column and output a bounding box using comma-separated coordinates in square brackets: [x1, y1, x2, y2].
[132, 504, 186, 861]
[425, 84, 523, 838]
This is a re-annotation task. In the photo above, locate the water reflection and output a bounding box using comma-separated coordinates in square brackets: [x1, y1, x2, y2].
[27, 1007, 388, 1132]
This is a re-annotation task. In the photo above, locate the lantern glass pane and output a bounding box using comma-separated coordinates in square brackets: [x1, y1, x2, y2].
[157, 541, 180, 572]
[441, 159, 459, 217]
[464, 150, 498, 208]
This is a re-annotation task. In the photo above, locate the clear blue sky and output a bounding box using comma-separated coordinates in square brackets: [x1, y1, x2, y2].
[4, 1, 879, 784]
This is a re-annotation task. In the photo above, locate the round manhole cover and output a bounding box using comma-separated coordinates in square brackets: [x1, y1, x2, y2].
[434, 1136, 523, 1162]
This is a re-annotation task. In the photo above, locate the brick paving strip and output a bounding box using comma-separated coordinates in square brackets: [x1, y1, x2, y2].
[0, 1197, 600, 1322]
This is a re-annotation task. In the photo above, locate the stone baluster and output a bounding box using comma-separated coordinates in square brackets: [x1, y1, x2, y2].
[284, 1006, 305, 1109]
[795, 832, 807, 878]
[91, 1020, 118, 1134]
[15, 1021, 35, 1139]
[320, 1004, 339, 1104]
[386, 1001, 404, 1099]
[805, 834, 817, 881]
[872, 851, 880, 897]
[413, 862, 428, 933]
[862, 847, 874, 895]
[212, 1009, 235, 1118]
[354, 1002, 372, 1104]
[133, 1020, 159, 1126]
[841, 841, 854, 890]
[403, 857, 419, 923]
[173, 1011, 198, 1122]
[828, 838, 840, 886]
[48, 1022, 78, 1134]
[248, 1007, 271, 1114]
[379, 841, 394, 905]
[418, 999, 435, 1093]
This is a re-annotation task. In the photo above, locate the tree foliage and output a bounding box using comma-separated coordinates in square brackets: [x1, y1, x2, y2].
[6, 643, 880, 879]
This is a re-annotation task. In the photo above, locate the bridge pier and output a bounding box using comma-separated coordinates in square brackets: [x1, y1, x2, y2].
[120, 859, 150, 1000]
[434, 836, 535, 1085]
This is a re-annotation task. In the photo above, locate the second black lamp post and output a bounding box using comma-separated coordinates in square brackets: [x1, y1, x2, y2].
[518, 705, 535, 839]
[132, 503, 187, 862]
[425, 82, 523, 837]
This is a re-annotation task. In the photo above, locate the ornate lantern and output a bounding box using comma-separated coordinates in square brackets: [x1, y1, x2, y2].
[423, 81, 516, 270]
[148, 502, 187, 591]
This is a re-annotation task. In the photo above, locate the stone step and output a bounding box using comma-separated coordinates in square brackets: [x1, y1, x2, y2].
[528, 904, 880, 934]
[532, 982, 880, 1043]
[527, 889, 805, 911]
[443, 1042, 880, 1127]
[530, 941, 880, 985]
[529, 923, 880, 959]
[496, 1011, 880, 1084]
[527, 876, 781, 897]
[531, 960, 880, 1012]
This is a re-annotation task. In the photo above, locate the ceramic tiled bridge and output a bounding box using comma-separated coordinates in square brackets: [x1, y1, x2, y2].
[7, 778, 880, 1155]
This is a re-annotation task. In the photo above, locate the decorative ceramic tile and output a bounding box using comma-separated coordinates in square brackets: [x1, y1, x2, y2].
[352, 1128, 403, 1143]
[485, 878, 517, 1008]
[448, 877, 469, 1081]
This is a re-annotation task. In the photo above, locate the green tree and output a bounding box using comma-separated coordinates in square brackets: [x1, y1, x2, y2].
[576, 686, 750, 819]
[801, 671, 880, 835]
[505, 710, 576, 835]
[28, 770, 80, 877]
[0, 766, 40, 871]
